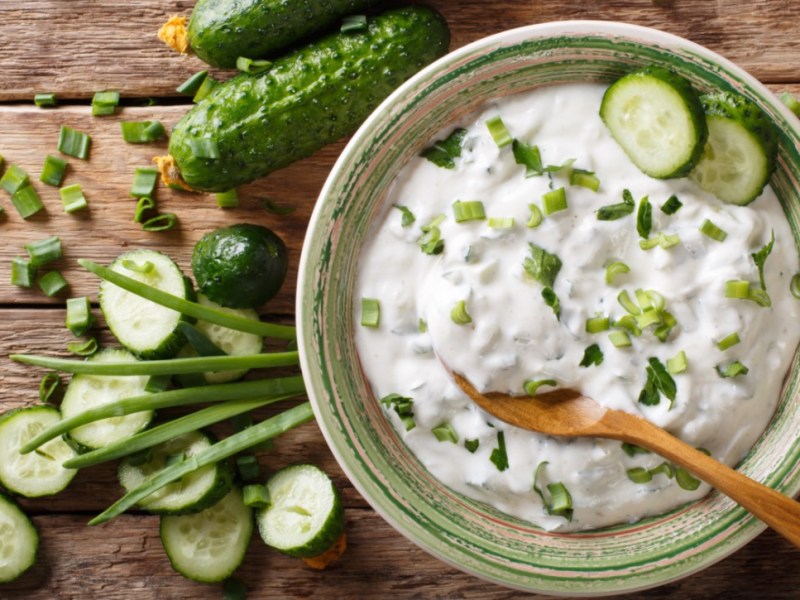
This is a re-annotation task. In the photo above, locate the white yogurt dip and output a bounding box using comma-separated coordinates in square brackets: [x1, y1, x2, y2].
[353, 83, 800, 531]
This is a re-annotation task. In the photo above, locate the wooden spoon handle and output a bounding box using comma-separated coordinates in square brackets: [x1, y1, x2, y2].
[601, 409, 800, 548]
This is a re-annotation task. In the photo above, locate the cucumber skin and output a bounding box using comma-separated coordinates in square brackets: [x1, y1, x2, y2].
[188, 0, 381, 68]
[170, 6, 450, 192]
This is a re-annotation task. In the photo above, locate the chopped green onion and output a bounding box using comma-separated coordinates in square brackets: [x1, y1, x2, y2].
[91, 90, 120, 116]
[394, 204, 415, 227]
[605, 261, 630, 285]
[11, 257, 36, 287]
[133, 196, 156, 223]
[781, 92, 800, 117]
[569, 168, 600, 191]
[236, 455, 260, 482]
[523, 378, 557, 396]
[340, 14, 368, 33]
[144, 375, 171, 393]
[451, 300, 472, 325]
[699, 219, 727, 242]
[189, 137, 220, 160]
[420, 128, 467, 170]
[39, 155, 67, 187]
[38, 372, 62, 404]
[608, 330, 631, 348]
[636, 196, 652, 239]
[621, 442, 650, 457]
[452, 200, 485, 223]
[417, 215, 445, 255]
[59, 184, 88, 213]
[58, 125, 91, 159]
[597, 188, 635, 221]
[523, 243, 562, 288]
[716, 332, 741, 351]
[752, 231, 775, 291]
[541, 287, 560, 319]
[464, 439, 479, 453]
[617, 290, 640, 315]
[490, 431, 509, 471]
[666, 350, 688, 375]
[747, 287, 771, 307]
[526, 204, 543, 228]
[635, 288, 652, 310]
[38, 270, 68, 297]
[512, 140, 543, 177]
[236, 56, 273, 73]
[193, 75, 218, 103]
[650, 463, 675, 479]
[639, 232, 680, 250]
[579, 344, 604, 368]
[418, 318, 427, 333]
[242, 484, 271, 509]
[585, 316, 610, 333]
[67, 337, 98, 356]
[34, 93, 57, 107]
[432, 422, 459, 444]
[380, 393, 415, 431]
[25, 236, 62, 267]
[130, 167, 159, 198]
[791, 273, 800, 299]
[176, 70, 209, 96]
[216, 189, 239, 208]
[360, 298, 380, 328]
[142, 213, 178, 232]
[12, 185, 44, 219]
[488, 217, 515, 229]
[660, 194, 683, 215]
[533, 461, 572, 520]
[639, 358, 677, 407]
[637, 308, 662, 329]
[486, 116, 512, 148]
[0, 164, 30, 195]
[626, 467, 652, 484]
[542, 158, 575, 174]
[542, 187, 567, 216]
[615, 314, 642, 337]
[675, 466, 701, 491]
[716, 361, 749, 378]
[120, 120, 168, 143]
[66, 296, 93, 336]
[725, 280, 750, 299]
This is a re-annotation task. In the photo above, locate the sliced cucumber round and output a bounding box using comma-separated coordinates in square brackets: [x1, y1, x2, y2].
[160, 487, 253, 583]
[60, 348, 153, 450]
[0, 492, 38, 583]
[600, 66, 707, 178]
[0, 406, 77, 498]
[100, 249, 194, 359]
[256, 464, 344, 558]
[118, 430, 233, 515]
[689, 91, 778, 205]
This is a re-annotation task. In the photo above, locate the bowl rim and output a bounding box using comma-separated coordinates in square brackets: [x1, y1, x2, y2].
[297, 18, 800, 596]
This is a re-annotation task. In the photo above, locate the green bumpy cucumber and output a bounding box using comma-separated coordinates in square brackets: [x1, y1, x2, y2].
[188, 0, 381, 68]
[170, 6, 450, 192]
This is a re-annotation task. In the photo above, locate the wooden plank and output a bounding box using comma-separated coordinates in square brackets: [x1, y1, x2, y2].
[1, 1, 800, 102]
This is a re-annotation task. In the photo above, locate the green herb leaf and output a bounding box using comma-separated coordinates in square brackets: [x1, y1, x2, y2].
[752, 230, 775, 291]
[393, 204, 416, 227]
[464, 439, 479, 453]
[512, 140, 543, 177]
[380, 393, 415, 431]
[420, 128, 467, 169]
[532, 461, 572, 520]
[660, 194, 683, 215]
[597, 188, 635, 221]
[541, 286, 560, 319]
[490, 431, 509, 471]
[523, 243, 562, 288]
[636, 196, 652, 239]
[579, 344, 604, 368]
[432, 422, 459, 444]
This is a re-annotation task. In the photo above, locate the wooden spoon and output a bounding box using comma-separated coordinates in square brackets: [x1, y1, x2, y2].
[451, 371, 800, 548]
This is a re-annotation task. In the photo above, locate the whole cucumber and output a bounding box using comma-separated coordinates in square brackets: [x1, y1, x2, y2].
[170, 6, 450, 192]
[188, 0, 381, 68]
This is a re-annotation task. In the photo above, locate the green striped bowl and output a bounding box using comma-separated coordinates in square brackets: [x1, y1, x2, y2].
[297, 21, 800, 595]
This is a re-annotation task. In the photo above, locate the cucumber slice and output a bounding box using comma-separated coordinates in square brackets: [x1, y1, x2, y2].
[60, 348, 153, 450]
[160, 487, 253, 583]
[118, 430, 233, 515]
[100, 249, 194, 359]
[0, 406, 77, 497]
[600, 66, 707, 178]
[256, 464, 344, 558]
[0, 492, 38, 583]
[689, 91, 778, 205]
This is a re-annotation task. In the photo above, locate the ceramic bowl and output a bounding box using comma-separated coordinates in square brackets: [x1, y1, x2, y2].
[296, 20, 800, 595]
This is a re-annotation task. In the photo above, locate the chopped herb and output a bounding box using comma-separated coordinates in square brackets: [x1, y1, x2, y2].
[381, 393, 415, 431]
[12, 185, 44, 219]
[715, 361, 749, 378]
[541, 286, 560, 319]
[781, 92, 800, 117]
[58, 125, 91, 159]
[141, 213, 178, 232]
[608, 329, 631, 348]
[569, 168, 600, 191]
[452, 200, 486, 223]
[34, 93, 57, 107]
[242, 484, 271, 509]
[512, 140, 543, 177]
[25, 236, 62, 267]
[176, 71, 209, 96]
[39, 372, 62, 404]
[636, 196, 652, 239]
[621, 442, 650, 457]
[523, 243, 562, 288]
[0, 164, 30, 195]
[579, 344, 604, 367]
[235, 56, 273, 73]
[752, 231, 775, 291]
[675, 466, 701, 491]
[523, 378, 557, 396]
[393, 204, 416, 227]
[130, 167, 159, 198]
[699, 219, 727, 242]
[360, 298, 380, 328]
[660, 194, 683, 215]
[615, 314, 642, 337]
[724, 279, 750, 299]
[417, 215, 445, 255]
[193, 75, 218, 103]
[605, 261, 630, 285]
[533, 461, 572, 520]
[450, 300, 472, 325]
[716, 332, 740, 351]
[59, 184, 88, 213]
[626, 467, 652, 484]
[490, 431, 509, 471]
[464, 439, 480, 453]
[216, 189, 239, 208]
[791, 273, 800, 299]
[236, 455, 260, 482]
[418, 318, 427, 333]
[486, 116, 512, 148]
[526, 204, 543, 228]
[91, 90, 120, 116]
[11, 257, 36, 287]
[585, 316, 610, 333]
[542, 187, 567, 216]
[260, 198, 295, 216]
[420, 128, 467, 169]
[542, 158, 575, 174]
[38, 270, 69, 297]
[597, 188, 635, 221]
[638, 357, 677, 407]
[639, 232, 681, 250]
[432, 422, 459, 444]
[666, 350, 688, 375]
[120, 120, 168, 143]
[617, 290, 640, 315]
[40, 154, 68, 187]
[488, 217, 514, 229]
[340, 14, 368, 33]
[747, 287, 771, 308]
[649, 463, 675, 479]
[133, 196, 156, 223]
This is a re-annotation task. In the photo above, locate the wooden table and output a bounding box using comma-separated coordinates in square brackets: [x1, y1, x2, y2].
[2, 1, 799, 598]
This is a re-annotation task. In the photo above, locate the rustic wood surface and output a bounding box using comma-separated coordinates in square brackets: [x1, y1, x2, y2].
[2, 1, 800, 598]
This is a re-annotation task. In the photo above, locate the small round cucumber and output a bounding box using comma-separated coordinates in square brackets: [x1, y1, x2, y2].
[0, 492, 38, 583]
[0, 406, 77, 498]
[600, 66, 707, 178]
[118, 430, 233, 515]
[256, 464, 344, 558]
[689, 91, 778, 205]
[60, 348, 153, 450]
[160, 487, 253, 583]
[191, 224, 288, 309]
[100, 249, 194, 359]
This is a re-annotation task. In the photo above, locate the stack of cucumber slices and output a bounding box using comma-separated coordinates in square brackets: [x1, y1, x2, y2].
[600, 66, 778, 205]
